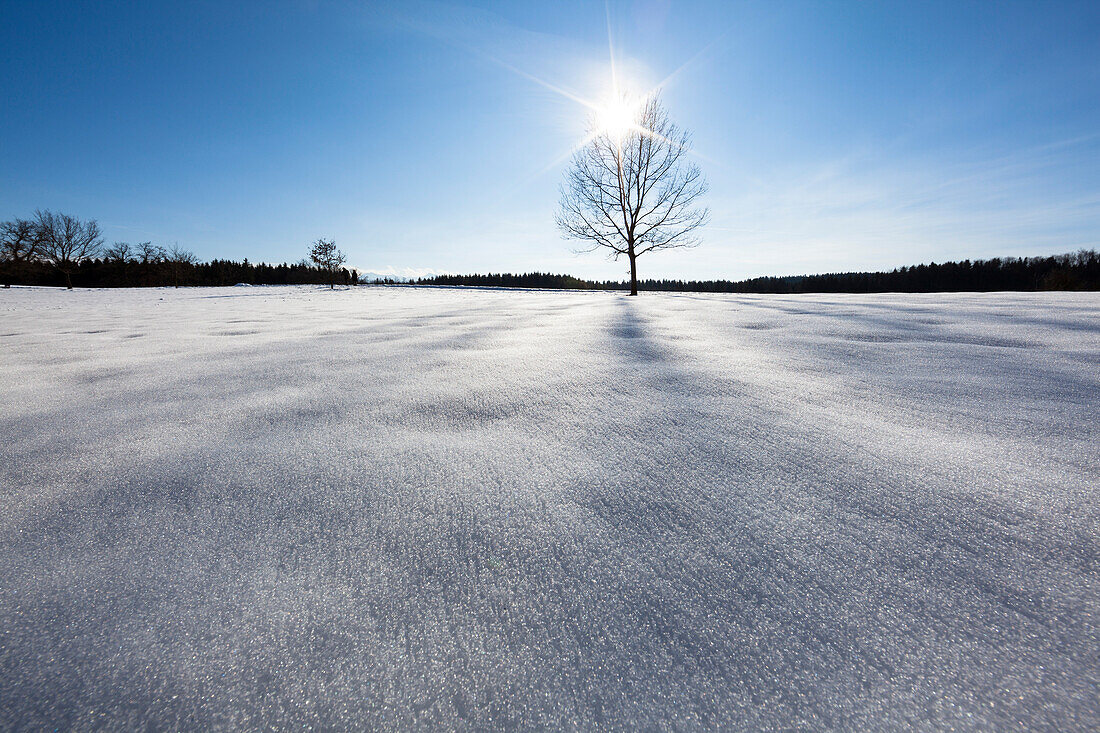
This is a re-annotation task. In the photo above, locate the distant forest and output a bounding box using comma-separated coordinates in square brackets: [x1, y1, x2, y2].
[3, 256, 359, 289]
[3, 238, 1097, 293]
[419, 251, 1099, 293]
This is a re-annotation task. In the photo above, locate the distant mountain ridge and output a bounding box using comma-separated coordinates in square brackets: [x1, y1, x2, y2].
[358, 272, 412, 283]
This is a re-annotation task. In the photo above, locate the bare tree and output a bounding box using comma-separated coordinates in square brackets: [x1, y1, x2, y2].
[34, 210, 103, 289]
[166, 244, 198, 288]
[557, 93, 708, 295]
[136, 241, 165, 264]
[1, 218, 41, 287]
[309, 237, 347, 289]
[104, 242, 132, 262]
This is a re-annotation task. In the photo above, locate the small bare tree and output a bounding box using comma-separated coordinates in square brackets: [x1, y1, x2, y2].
[557, 93, 708, 295]
[104, 242, 132, 262]
[309, 237, 346, 289]
[136, 241, 165, 264]
[167, 244, 198, 288]
[34, 210, 103, 289]
[1, 218, 41, 287]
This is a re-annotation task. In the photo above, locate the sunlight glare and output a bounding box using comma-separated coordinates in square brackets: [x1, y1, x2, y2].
[596, 95, 641, 141]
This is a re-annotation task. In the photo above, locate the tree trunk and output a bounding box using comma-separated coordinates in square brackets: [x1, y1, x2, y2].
[628, 248, 638, 296]
[64, 270, 73, 290]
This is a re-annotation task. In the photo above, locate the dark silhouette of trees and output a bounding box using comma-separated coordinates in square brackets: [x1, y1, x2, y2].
[136, 241, 164, 264]
[1, 218, 40, 288]
[3, 250, 1095, 292]
[558, 93, 708, 295]
[34, 210, 103, 289]
[0, 212, 357, 289]
[4, 204, 1096, 294]
[167, 245, 198, 288]
[309, 238, 347, 289]
[134, 242, 166, 287]
[104, 242, 132, 262]
[417, 251, 1100, 293]
[418, 272, 597, 290]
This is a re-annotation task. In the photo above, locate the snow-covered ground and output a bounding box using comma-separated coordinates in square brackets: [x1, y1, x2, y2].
[1, 285, 1097, 729]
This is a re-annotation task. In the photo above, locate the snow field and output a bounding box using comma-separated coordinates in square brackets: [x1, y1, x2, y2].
[1, 285, 1097, 729]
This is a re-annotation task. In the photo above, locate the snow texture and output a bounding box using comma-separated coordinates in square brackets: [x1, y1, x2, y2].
[1, 285, 1098, 730]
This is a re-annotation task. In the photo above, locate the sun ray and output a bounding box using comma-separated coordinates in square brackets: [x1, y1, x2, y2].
[479, 52, 599, 112]
[606, 1, 619, 98]
[475, 3, 721, 182]
[628, 123, 674, 147]
[650, 33, 726, 95]
[531, 130, 602, 180]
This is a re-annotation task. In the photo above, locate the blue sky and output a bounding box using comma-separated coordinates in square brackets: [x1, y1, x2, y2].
[2, 0, 1098, 280]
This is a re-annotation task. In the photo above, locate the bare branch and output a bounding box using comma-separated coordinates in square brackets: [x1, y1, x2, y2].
[1, 218, 40, 263]
[137, 241, 165, 264]
[104, 242, 132, 262]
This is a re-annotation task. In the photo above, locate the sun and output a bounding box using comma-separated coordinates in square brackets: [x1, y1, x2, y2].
[595, 95, 641, 141]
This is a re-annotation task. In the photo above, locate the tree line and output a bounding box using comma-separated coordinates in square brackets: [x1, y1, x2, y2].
[418, 272, 597, 290]
[6, 210, 1096, 293]
[1, 210, 360, 288]
[417, 251, 1099, 293]
[4, 256, 361, 289]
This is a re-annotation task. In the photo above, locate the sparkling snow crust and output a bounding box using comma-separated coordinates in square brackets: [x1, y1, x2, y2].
[1, 285, 1097, 729]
